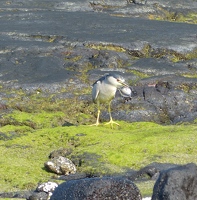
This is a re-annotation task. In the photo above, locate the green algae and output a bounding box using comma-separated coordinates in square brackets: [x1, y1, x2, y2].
[182, 74, 197, 78]
[136, 180, 155, 198]
[149, 5, 197, 24]
[85, 43, 126, 53]
[1, 111, 65, 129]
[0, 89, 94, 126]
[169, 12, 197, 24]
[129, 70, 150, 79]
[0, 120, 197, 196]
[128, 44, 197, 63]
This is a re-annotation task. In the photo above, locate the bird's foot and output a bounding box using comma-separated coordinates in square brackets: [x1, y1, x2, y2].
[104, 120, 120, 129]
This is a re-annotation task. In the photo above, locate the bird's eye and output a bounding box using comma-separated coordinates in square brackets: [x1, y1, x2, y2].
[117, 79, 120, 82]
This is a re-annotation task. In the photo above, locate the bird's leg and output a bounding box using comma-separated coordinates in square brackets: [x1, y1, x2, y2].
[95, 108, 100, 126]
[105, 101, 120, 128]
[89, 103, 100, 126]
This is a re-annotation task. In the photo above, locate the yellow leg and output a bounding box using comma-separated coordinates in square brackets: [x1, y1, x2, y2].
[89, 103, 100, 126]
[104, 101, 120, 128]
[95, 109, 100, 126]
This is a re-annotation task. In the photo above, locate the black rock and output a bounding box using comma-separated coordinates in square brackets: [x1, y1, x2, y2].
[152, 163, 197, 200]
[136, 162, 181, 180]
[49, 148, 73, 159]
[0, 191, 33, 199]
[27, 191, 48, 200]
[57, 172, 88, 181]
[123, 162, 181, 182]
[51, 176, 142, 200]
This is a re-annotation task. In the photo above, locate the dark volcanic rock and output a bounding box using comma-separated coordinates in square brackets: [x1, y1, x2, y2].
[0, 0, 196, 125]
[128, 58, 191, 76]
[27, 191, 48, 200]
[57, 173, 88, 181]
[136, 162, 181, 180]
[49, 148, 73, 159]
[51, 176, 142, 200]
[0, 190, 34, 199]
[152, 163, 197, 200]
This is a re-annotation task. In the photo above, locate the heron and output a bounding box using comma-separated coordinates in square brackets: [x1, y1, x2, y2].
[91, 73, 129, 128]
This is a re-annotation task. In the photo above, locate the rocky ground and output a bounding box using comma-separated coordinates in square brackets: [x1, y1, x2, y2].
[0, 0, 197, 124]
[0, 0, 197, 198]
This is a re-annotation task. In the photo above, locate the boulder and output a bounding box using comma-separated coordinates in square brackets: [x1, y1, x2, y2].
[152, 163, 197, 200]
[44, 156, 76, 175]
[36, 182, 58, 195]
[51, 176, 142, 200]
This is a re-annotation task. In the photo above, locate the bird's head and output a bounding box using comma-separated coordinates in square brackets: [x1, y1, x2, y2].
[106, 73, 129, 88]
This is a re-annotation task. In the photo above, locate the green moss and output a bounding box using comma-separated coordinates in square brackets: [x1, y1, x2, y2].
[85, 43, 126, 52]
[64, 55, 82, 62]
[128, 44, 152, 59]
[0, 110, 65, 129]
[182, 74, 197, 78]
[1, 121, 197, 196]
[89, 2, 121, 11]
[127, 44, 196, 62]
[177, 82, 197, 93]
[1, 199, 23, 200]
[0, 90, 94, 126]
[185, 48, 197, 60]
[28, 35, 59, 42]
[136, 180, 155, 198]
[128, 70, 150, 84]
[175, 12, 197, 24]
[149, 5, 197, 24]
[130, 70, 150, 79]
[141, 44, 152, 58]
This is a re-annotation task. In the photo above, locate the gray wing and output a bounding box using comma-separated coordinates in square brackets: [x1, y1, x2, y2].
[92, 81, 100, 103]
[92, 75, 108, 103]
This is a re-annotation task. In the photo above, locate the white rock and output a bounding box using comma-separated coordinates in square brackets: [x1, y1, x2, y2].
[37, 181, 58, 198]
[45, 156, 77, 175]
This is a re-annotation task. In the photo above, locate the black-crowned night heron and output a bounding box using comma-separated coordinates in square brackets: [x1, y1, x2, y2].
[91, 73, 130, 128]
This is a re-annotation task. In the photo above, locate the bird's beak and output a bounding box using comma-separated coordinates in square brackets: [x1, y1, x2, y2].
[121, 82, 129, 87]
[117, 78, 129, 87]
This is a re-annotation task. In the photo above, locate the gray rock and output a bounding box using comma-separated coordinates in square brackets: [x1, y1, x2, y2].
[27, 191, 48, 200]
[44, 156, 77, 175]
[152, 163, 197, 200]
[0, 191, 34, 199]
[51, 176, 142, 200]
[129, 58, 191, 76]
